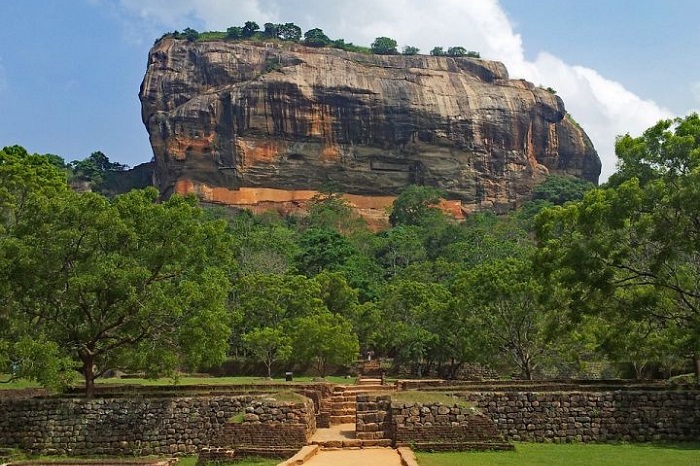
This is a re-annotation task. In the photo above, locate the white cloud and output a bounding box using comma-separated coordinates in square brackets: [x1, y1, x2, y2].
[112, 0, 673, 182]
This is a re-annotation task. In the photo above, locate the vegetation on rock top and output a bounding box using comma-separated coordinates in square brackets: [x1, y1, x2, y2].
[157, 20, 480, 58]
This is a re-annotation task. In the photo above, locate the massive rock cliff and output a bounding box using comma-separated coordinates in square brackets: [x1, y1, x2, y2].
[140, 38, 601, 220]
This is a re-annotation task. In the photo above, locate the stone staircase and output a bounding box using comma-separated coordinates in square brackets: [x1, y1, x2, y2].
[318, 383, 395, 427]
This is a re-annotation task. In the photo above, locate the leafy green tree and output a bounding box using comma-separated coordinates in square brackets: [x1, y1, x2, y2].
[536, 113, 700, 379]
[430, 47, 446, 56]
[378, 280, 450, 376]
[303, 28, 331, 47]
[532, 174, 595, 205]
[0, 145, 68, 229]
[182, 27, 199, 42]
[370, 37, 398, 55]
[389, 185, 444, 227]
[451, 256, 555, 379]
[306, 192, 365, 234]
[314, 271, 359, 316]
[70, 151, 127, 186]
[447, 46, 467, 57]
[242, 327, 292, 378]
[374, 225, 427, 277]
[295, 227, 357, 276]
[291, 311, 359, 377]
[242, 21, 260, 38]
[278, 23, 302, 42]
[402, 46, 420, 55]
[1, 188, 234, 396]
[262, 23, 279, 39]
[232, 273, 325, 331]
[226, 26, 243, 39]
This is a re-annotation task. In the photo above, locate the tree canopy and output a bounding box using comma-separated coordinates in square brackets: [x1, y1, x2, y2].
[1, 186, 235, 395]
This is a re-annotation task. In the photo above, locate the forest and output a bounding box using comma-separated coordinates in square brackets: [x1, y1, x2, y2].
[1, 114, 699, 396]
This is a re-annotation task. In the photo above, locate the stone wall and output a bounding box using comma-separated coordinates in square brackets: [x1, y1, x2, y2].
[219, 398, 315, 449]
[390, 401, 506, 449]
[465, 391, 700, 442]
[0, 395, 315, 455]
[355, 394, 392, 440]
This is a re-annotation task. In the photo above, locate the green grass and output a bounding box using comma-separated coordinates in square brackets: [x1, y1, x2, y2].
[0, 374, 354, 390]
[0, 375, 43, 389]
[389, 390, 472, 408]
[180, 456, 278, 466]
[416, 442, 700, 466]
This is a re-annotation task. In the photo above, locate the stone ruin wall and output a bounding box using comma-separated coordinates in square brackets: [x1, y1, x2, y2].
[0, 389, 699, 456]
[355, 390, 700, 446]
[0, 395, 315, 456]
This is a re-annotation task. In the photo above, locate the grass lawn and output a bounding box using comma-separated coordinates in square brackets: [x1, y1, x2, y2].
[416, 443, 700, 466]
[0, 374, 354, 390]
[179, 456, 278, 466]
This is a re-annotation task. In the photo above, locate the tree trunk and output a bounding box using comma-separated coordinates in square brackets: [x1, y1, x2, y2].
[81, 352, 95, 398]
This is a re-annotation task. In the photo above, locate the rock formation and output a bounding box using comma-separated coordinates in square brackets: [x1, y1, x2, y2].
[140, 38, 601, 221]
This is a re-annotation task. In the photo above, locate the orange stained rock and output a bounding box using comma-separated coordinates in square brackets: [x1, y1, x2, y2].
[236, 139, 286, 166]
[165, 134, 215, 161]
[174, 180, 465, 229]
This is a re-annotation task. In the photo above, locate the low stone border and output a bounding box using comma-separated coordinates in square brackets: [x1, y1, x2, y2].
[396, 447, 419, 466]
[277, 445, 319, 466]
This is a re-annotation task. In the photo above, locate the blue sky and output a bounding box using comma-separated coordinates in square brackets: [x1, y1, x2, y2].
[1, 1, 698, 181]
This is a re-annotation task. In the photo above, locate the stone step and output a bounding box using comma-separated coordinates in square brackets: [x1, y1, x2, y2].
[330, 414, 356, 424]
[357, 378, 383, 385]
[330, 407, 356, 415]
[311, 439, 392, 449]
[328, 400, 356, 409]
[330, 394, 357, 401]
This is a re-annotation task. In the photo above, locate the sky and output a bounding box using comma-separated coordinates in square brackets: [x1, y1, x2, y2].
[1, 1, 698, 182]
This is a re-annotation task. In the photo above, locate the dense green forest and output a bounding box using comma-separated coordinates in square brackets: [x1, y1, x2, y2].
[1, 114, 699, 396]
[157, 20, 480, 58]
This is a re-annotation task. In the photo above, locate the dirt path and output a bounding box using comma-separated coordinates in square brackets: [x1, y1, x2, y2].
[301, 448, 404, 466]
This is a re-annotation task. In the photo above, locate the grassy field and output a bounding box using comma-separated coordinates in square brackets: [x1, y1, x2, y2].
[416, 442, 700, 466]
[0, 374, 354, 390]
[179, 455, 278, 466]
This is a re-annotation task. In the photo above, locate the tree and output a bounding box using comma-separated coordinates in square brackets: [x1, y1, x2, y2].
[370, 37, 398, 55]
[314, 271, 359, 316]
[278, 23, 302, 42]
[536, 113, 700, 379]
[226, 26, 243, 40]
[1, 188, 234, 396]
[402, 46, 420, 55]
[262, 23, 279, 39]
[291, 311, 359, 377]
[374, 226, 427, 277]
[182, 27, 199, 42]
[303, 28, 331, 47]
[451, 257, 555, 379]
[430, 47, 446, 56]
[70, 151, 127, 186]
[242, 21, 259, 38]
[532, 174, 595, 205]
[295, 228, 357, 276]
[447, 46, 467, 57]
[378, 280, 450, 376]
[0, 145, 68, 229]
[231, 273, 325, 332]
[306, 192, 357, 233]
[242, 327, 292, 378]
[389, 185, 445, 227]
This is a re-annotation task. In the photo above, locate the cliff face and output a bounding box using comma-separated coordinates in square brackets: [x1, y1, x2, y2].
[140, 38, 601, 220]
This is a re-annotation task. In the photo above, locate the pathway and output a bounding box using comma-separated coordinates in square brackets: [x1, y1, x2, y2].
[301, 448, 404, 466]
